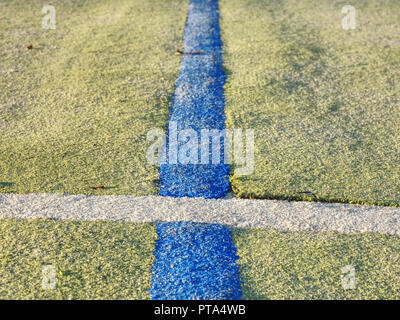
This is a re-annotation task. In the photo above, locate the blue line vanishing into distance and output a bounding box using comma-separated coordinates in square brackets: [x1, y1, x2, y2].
[151, 0, 242, 300]
[159, 0, 230, 199]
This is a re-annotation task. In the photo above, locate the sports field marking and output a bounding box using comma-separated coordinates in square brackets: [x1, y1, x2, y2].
[152, 0, 242, 300]
[150, 222, 241, 300]
[1, 193, 399, 235]
[159, 0, 230, 199]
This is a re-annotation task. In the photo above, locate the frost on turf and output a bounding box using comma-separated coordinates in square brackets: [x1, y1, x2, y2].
[146, 121, 254, 175]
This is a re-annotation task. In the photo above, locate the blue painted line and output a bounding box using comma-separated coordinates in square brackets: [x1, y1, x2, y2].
[151, 0, 242, 300]
[159, 0, 230, 199]
[150, 222, 242, 300]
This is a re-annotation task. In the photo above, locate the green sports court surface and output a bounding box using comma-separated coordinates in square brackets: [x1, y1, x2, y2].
[221, 0, 400, 206]
[0, 219, 399, 299]
[0, 0, 186, 196]
[1, 0, 399, 300]
[1, 0, 398, 205]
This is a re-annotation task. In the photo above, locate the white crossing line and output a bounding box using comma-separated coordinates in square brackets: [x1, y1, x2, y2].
[0, 193, 399, 235]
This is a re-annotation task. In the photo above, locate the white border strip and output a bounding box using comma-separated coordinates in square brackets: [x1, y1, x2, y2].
[0, 193, 399, 235]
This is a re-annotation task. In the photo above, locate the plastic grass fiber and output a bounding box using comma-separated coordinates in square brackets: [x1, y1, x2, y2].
[0, 218, 157, 299]
[220, 0, 400, 206]
[233, 228, 400, 299]
[0, 0, 187, 196]
[150, 222, 241, 300]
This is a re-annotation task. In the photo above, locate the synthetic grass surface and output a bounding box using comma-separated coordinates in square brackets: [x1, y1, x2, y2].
[2, 217, 399, 300]
[220, 0, 400, 206]
[0, 0, 187, 195]
[233, 228, 400, 299]
[0, 219, 156, 299]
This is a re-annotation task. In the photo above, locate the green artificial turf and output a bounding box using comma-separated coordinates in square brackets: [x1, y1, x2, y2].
[0, 0, 187, 195]
[233, 228, 400, 300]
[0, 219, 157, 299]
[220, 0, 400, 206]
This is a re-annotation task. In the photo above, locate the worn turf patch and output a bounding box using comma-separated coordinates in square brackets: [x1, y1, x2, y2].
[0, 0, 187, 196]
[0, 219, 156, 299]
[151, 222, 241, 300]
[233, 228, 400, 299]
[220, 0, 400, 206]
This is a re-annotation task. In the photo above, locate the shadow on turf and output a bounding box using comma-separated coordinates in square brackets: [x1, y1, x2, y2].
[0, 182, 13, 188]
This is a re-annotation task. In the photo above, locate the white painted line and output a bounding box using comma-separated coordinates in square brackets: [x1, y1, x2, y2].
[1, 193, 399, 235]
